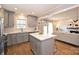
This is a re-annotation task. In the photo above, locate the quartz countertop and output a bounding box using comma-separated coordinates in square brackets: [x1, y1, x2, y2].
[55, 31, 79, 36]
[30, 33, 56, 41]
[4, 30, 38, 35]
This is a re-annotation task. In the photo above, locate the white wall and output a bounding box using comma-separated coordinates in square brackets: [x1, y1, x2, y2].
[52, 7, 79, 33]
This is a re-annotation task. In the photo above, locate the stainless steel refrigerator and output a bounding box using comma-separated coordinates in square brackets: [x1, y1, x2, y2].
[0, 17, 4, 55]
[0, 17, 4, 36]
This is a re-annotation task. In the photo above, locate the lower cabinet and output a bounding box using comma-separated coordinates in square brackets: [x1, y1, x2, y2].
[16, 32, 28, 44]
[11, 34, 17, 45]
[30, 35, 40, 54]
[7, 34, 16, 46]
[29, 35, 54, 55]
[7, 32, 28, 46]
[55, 32, 79, 46]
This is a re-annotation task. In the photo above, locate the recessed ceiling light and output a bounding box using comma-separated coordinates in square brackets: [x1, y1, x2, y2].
[45, 16, 48, 18]
[31, 12, 35, 14]
[14, 8, 18, 10]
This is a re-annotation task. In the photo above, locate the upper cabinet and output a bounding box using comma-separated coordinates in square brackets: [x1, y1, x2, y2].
[8, 11, 14, 27]
[4, 10, 15, 28]
[0, 8, 4, 17]
[27, 15, 38, 28]
[4, 10, 9, 28]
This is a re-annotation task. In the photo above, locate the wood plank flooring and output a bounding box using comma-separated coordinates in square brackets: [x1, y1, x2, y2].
[6, 42, 33, 55]
[55, 40, 79, 55]
[6, 41, 79, 55]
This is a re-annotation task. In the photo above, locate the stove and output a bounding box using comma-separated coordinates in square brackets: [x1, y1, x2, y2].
[70, 31, 79, 34]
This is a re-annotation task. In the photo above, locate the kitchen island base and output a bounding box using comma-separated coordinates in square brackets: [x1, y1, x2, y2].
[30, 33, 56, 55]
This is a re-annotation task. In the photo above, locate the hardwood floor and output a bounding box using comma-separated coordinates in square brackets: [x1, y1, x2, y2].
[6, 41, 79, 55]
[55, 40, 79, 55]
[6, 42, 33, 55]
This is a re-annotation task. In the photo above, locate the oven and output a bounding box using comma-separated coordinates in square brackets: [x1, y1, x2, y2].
[0, 35, 7, 55]
[0, 38, 4, 55]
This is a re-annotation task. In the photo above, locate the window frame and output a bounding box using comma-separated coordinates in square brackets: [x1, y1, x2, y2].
[16, 19, 26, 29]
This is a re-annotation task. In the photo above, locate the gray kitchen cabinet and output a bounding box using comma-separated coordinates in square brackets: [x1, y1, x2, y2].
[22, 32, 28, 42]
[4, 10, 9, 28]
[4, 10, 14, 28]
[7, 32, 28, 46]
[55, 32, 79, 46]
[16, 33, 23, 43]
[7, 33, 17, 46]
[27, 15, 38, 27]
[29, 34, 54, 55]
[11, 34, 17, 45]
[7, 34, 13, 46]
[30, 35, 39, 54]
[8, 12, 14, 27]
[16, 32, 28, 44]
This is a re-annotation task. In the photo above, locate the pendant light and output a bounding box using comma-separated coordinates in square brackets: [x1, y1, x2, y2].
[73, 7, 78, 22]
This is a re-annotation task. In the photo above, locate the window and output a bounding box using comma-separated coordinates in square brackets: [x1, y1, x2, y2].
[43, 21, 48, 35]
[16, 19, 26, 29]
[43, 21, 53, 35]
[48, 22, 53, 34]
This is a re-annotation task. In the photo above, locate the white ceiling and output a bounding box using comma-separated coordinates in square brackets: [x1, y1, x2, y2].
[2, 4, 77, 17]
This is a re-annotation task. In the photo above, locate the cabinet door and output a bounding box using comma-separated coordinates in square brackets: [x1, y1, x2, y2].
[7, 34, 13, 46]
[4, 10, 14, 28]
[22, 33, 28, 42]
[4, 10, 9, 28]
[16, 33, 28, 44]
[27, 15, 37, 27]
[29, 35, 40, 54]
[35, 39, 41, 54]
[7, 34, 17, 46]
[8, 12, 14, 27]
[16, 33, 22, 43]
[29, 35, 35, 50]
[11, 34, 17, 45]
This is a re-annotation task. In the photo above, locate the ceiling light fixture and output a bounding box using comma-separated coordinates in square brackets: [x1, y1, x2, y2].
[14, 8, 18, 10]
[73, 7, 79, 22]
[31, 12, 35, 14]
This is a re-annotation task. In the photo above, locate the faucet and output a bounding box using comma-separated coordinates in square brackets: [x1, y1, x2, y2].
[20, 28, 23, 32]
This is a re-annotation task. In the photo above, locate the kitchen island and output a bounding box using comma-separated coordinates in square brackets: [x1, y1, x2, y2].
[29, 33, 56, 55]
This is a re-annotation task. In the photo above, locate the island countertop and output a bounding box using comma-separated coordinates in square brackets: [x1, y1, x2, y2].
[30, 33, 56, 41]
